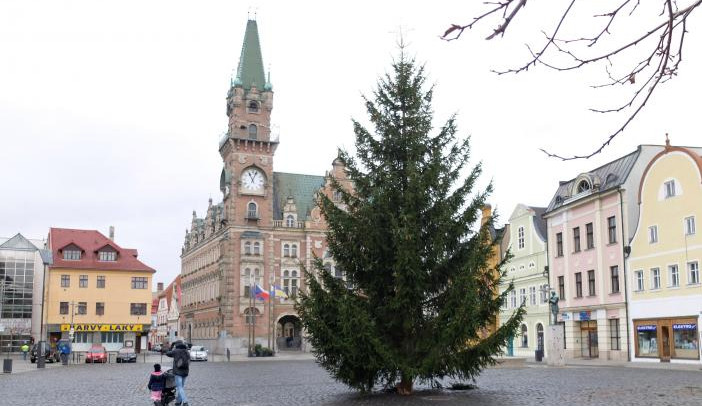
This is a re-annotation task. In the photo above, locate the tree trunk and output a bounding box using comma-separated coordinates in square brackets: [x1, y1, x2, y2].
[396, 373, 413, 395]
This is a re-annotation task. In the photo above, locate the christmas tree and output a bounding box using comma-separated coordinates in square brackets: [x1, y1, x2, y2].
[296, 50, 524, 394]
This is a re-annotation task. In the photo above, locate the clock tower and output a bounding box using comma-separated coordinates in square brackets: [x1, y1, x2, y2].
[219, 19, 276, 226]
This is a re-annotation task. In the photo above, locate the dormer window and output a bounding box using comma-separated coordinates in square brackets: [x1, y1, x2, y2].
[62, 245, 82, 260]
[286, 215, 295, 227]
[248, 124, 258, 140]
[98, 251, 117, 261]
[577, 180, 591, 193]
[248, 100, 259, 113]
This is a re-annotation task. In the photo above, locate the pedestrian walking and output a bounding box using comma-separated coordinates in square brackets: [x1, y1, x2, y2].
[147, 363, 166, 406]
[20, 343, 29, 361]
[166, 341, 190, 406]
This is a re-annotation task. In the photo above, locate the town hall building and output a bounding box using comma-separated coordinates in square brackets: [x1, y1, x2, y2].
[179, 19, 348, 355]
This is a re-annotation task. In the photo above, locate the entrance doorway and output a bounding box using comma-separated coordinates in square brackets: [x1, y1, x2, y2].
[507, 334, 514, 356]
[276, 315, 302, 351]
[660, 325, 671, 362]
[536, 323, 544, 352]
[580, 321, 599, 358]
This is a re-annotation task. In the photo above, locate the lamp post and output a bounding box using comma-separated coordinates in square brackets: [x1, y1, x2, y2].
[37, 249, 53, 369]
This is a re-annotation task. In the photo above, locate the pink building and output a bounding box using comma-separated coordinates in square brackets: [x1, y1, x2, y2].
[544, 145, 663, 361]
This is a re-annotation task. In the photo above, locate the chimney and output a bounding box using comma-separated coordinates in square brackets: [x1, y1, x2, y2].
[481, 204, 492, 226]
[108, 226, 115, 241]
[157, 282, 164, 292]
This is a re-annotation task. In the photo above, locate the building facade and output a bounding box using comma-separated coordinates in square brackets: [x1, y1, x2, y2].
[0, 234, 46, 350]
[166, 276, 181, 343]
[45, 228, 155, 352]
[544, 145, 664, 361]
[179, 20, 348, 354]
[627, 141, 702, 364]
[499, 205, 549, 358]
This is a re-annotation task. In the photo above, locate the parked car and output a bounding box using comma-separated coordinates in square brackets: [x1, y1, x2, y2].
[85, 345, 107, 363]
[30, 343, 59, 364]
[116, 347, 137, 363]
[189, 345, 208, 361]
[152, 343, 163, 353]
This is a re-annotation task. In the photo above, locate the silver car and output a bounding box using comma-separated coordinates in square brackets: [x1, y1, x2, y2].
[189, 345, 208, 361]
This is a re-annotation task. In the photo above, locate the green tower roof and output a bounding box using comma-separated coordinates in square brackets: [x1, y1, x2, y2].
[235, 20, 266, 91]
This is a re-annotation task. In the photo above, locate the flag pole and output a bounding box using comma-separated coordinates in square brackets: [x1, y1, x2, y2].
[268, 278, 272, 349]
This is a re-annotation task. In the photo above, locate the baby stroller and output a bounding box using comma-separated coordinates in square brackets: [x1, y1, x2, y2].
[160, 369, 176, 406]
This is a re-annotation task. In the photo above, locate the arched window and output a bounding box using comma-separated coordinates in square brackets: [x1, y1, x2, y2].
[283, 244, 290, 257]
[248, 124, 258, 140]
[247, 202, 257, 219]
[244, 241, 252, 255]
[521, 324, 528, 348]
[248, 100, 259, 113]
[286, 215, 295, 227]
[253, 242, 261, 256]
[244, 307, 259, 325]
[577, 180, 591, 193]
[291, 244, 298, 258]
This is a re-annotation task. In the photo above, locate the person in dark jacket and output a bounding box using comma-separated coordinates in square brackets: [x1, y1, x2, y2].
[166, 341, 190, 406]
[147, 363, 166, 406]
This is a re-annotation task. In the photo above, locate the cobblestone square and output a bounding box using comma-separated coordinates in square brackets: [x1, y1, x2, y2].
[1, 358, 701, 406]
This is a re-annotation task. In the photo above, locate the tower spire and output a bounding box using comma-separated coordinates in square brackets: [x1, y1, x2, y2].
[234, 20, 266, 91]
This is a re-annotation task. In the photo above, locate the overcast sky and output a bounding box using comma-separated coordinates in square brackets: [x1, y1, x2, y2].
[1, 1, 700, 287]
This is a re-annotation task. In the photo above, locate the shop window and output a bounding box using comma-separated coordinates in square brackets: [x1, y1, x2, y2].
[74, 332, 91, 344]
[689, 261, 700, 285]
[673, 323, 699, 359]
[101, 332, 124, 344]
[609, 319, 620, 350]
[636, 324, 658, 357]
[610, 266, 619, 293]
[573, 227, 580, 252]
[575, 272, 582, 298]
[669, 265, 679, 287]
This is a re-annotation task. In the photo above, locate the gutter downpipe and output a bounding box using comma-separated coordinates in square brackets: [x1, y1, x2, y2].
[618, 188, 631, 362]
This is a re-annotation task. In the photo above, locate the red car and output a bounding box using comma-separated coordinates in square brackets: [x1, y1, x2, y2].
[85, 345, 107, 363]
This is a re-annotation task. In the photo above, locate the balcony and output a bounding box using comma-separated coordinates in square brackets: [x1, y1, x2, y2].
[272, 220, 305, 229]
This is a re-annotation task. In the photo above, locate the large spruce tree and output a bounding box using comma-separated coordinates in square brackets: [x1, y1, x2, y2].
[296, 51, 524, 394]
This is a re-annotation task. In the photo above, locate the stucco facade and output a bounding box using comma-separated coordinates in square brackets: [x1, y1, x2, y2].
[499, 204, 549, 358]
[627, 143, 702, 364]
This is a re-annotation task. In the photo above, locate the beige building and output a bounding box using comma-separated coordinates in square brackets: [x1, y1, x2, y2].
[44, 228, 155, 352]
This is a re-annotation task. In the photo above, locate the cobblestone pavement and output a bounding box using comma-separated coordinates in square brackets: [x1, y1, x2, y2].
[1, 359, 700, 406]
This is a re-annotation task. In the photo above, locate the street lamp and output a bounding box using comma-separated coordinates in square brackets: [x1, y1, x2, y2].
[37, 248, 53, 369]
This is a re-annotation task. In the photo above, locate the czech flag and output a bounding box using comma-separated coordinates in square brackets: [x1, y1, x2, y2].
[271, 285, 289, 300]
[253, 284, 270, 301]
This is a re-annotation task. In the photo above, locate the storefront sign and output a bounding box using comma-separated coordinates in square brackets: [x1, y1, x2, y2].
[60, 324, 143, 332]
[636, 324, 657, 331]
[673, 323, 696, 330]
[0, 319, 31, 334]
[560, 312, 571, 321]
[579, 311, 591, 321]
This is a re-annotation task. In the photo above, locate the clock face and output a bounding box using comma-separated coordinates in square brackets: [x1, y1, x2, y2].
[241, 168, 265, 191]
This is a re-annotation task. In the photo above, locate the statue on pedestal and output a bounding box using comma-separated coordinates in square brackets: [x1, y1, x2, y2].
[548, 291, 559, 325]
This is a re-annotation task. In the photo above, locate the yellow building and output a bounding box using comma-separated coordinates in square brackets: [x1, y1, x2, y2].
[627, 141, 702, 364]
[44, 228, 155, 352]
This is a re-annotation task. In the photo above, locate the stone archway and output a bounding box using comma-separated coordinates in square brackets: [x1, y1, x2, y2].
[276, 314, 302, 351]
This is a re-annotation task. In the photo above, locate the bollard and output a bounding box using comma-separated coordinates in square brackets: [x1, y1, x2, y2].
[3, 358, 12, 373]
[144, 352, 146, 363]
[227, 348, 230, 362]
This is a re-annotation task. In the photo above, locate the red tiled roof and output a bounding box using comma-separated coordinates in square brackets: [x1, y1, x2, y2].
[151, 297, 159, 315]
[48, 227, 155, 272]
[163, 276, 181, 307]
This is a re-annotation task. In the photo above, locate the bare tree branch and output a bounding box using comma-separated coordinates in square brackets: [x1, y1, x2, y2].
[443, 0, 702, 159]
